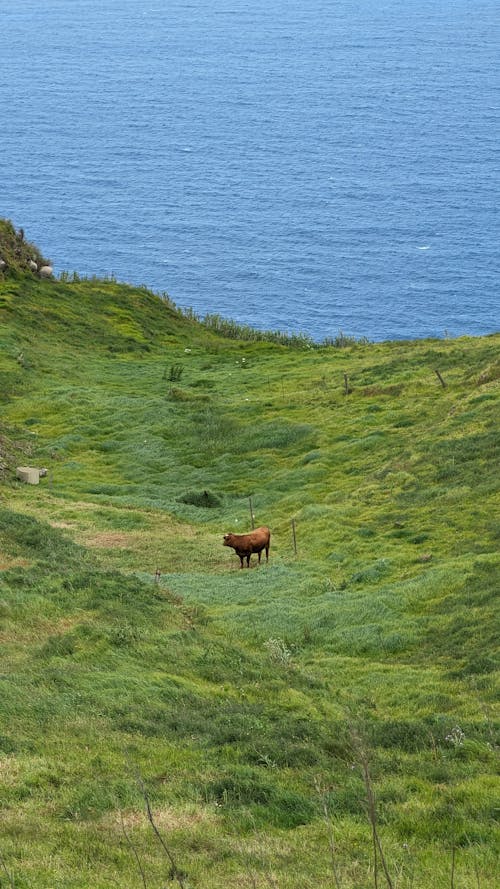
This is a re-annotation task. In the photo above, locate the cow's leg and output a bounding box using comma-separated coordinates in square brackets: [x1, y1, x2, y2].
[258, 550, 262, 564]
[265, 543, 269, 562]
[246, 554, 251, 568]
[239, 554, 244, 569]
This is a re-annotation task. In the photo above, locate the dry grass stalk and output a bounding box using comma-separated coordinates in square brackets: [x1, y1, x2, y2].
[119, 810, 148, 889]
[450, 844, 456, 889]
[0, 848, 16, 889]
[134, 770, 187, 889]
[314, 778, 342, 889]
[349, 726, 394, 889]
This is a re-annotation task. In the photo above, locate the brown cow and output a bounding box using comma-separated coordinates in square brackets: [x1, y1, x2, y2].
[223, 526, 271, 568]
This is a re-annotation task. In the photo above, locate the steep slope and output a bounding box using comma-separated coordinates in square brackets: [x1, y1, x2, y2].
[0, 219, 51, 276]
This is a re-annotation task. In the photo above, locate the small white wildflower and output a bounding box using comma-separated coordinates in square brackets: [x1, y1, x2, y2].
[264, 638, 292, 667]
[184, 348, 191, 353]
[445, 726, 465, 747]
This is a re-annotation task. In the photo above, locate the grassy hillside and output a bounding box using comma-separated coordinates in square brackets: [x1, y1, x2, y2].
[0, 258, 498, 888]
[0, 219, 50, 277]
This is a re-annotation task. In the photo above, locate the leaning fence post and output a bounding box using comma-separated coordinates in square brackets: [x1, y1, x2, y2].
[249, 496, 255, 530]
[434, 369, 447, 388]
[291, 518, 297, 556]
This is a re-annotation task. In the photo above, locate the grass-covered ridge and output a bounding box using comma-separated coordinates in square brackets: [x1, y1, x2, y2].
[0, 219, 50, 277]
[0, 243, 498, 888]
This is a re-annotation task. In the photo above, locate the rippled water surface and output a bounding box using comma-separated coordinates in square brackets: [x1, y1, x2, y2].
[1, 0, 498, 340]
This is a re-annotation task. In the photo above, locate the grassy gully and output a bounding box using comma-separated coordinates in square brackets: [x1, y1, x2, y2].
[0, 245, 498, 888]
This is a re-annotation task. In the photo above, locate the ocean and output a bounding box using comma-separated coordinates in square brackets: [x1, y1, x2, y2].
[1, 0, 498, 341]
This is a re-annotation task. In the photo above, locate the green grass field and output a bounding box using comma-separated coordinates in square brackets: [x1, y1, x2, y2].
[0, 237, 498, 887]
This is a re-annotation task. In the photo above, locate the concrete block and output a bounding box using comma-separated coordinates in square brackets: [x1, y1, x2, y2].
[16, 466, 40, 485]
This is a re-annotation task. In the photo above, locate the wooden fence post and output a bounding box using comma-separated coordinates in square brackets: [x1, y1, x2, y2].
[291, 518, 297, 556]
[249, 496, 255, 530]
[434, 369, 447, 388]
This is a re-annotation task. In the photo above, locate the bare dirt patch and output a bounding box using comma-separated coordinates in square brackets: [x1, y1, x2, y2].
[0, 557, 30, 571]
[0, 614, 82, 645]
[107, 806, 213, 833]
[0, 757, 23, 786]
[84, 531, 138, 549]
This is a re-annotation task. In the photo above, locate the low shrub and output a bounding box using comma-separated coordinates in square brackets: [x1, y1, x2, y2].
[177, 489, 223, 508]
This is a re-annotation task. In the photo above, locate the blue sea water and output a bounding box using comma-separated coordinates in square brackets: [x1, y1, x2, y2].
[1, 0, 498, 341]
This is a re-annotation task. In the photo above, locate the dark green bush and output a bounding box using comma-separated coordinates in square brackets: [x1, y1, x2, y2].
[177, 489, 223, 508]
